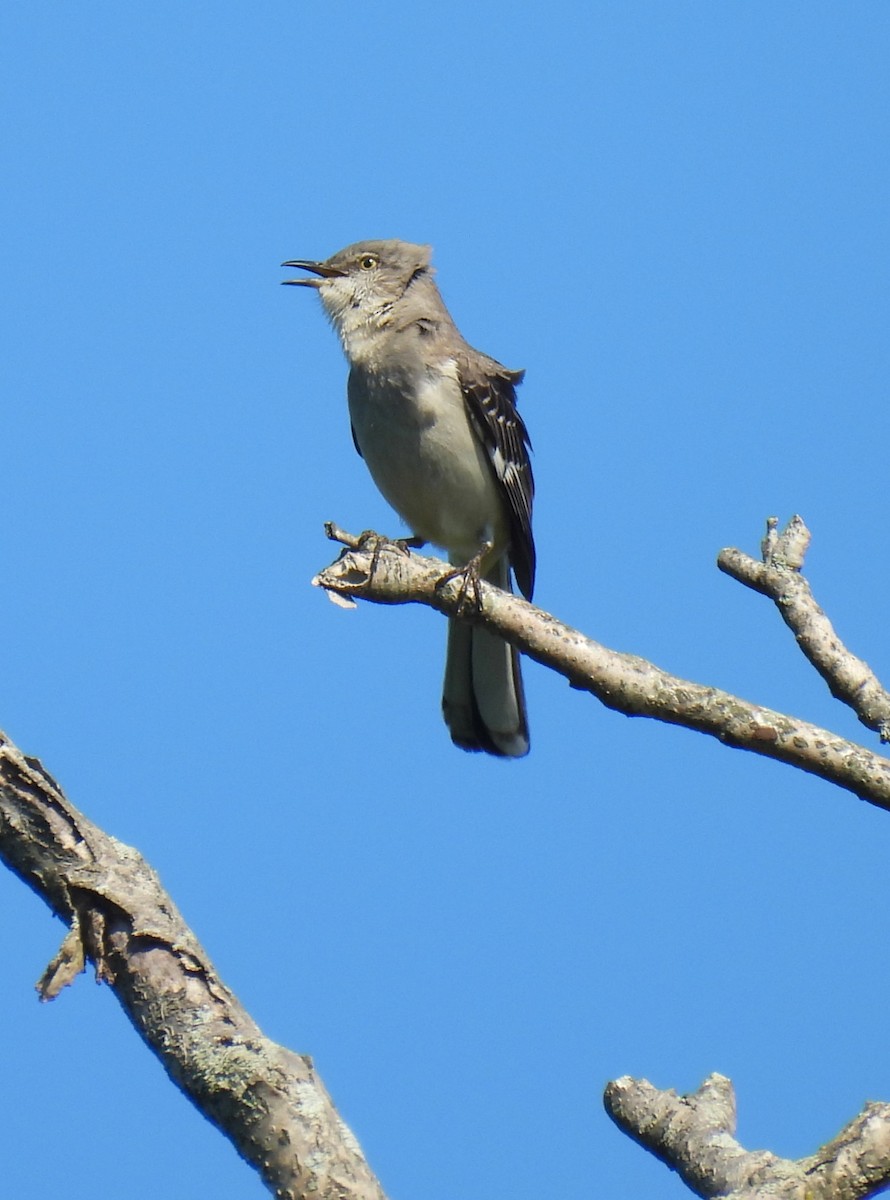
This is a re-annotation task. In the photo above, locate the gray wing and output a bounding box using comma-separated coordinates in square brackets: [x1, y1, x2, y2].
[458, 351, 536, 600]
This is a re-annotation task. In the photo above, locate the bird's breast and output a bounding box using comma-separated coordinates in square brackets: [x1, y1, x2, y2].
[347, 361, 505, 559]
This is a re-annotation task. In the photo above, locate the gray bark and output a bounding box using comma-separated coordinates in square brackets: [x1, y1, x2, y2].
[0, 731, 387, 1200]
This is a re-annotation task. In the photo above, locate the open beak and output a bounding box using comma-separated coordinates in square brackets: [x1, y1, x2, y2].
[281, 259, 345, 287]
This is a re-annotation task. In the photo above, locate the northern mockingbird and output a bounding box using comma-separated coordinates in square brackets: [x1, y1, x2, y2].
[282, 240, 536, 757]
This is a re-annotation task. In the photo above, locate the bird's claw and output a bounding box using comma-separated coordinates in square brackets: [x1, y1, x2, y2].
[435, 542, 492, 617]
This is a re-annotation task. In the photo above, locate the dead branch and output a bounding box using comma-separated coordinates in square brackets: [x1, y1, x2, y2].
[4, 517, 888, 1199]
[718, 515, 890, 743]
[313, 524, 890, 812]
[604, 1072, 890, 1200]
[0, 729, 387, 1200]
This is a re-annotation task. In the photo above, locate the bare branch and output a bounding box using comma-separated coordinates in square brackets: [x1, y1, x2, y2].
[718, 516, 890, 743]
[604, 1073, 890, 1200]
[0, 730, 387, 1200]
[314, 527, 890, 812]
[6, 521, 889, 1198]
[802, 1100, 890, 1200]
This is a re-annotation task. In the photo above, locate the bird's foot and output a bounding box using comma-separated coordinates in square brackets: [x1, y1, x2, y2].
[358, 530, 425, 588]
[435, 541, 493, 617]
[323, 524, 428, 595]
[323, 525, 398, 592]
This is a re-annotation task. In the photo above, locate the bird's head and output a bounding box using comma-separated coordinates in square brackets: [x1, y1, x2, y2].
[282, 240, 433, 342]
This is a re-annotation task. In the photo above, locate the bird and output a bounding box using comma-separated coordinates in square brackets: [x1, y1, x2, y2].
[282, 239, 535, 757]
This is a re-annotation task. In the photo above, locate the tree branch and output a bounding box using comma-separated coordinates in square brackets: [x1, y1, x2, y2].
[313, 525, 890, 812]
[718, 515, 890, 743]
[0, 729, 387, 1200]
[6, 518, 888, 1198]
[603, 1072, 890, 1200]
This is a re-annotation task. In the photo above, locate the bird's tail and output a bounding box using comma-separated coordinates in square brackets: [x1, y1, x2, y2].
[441, 556, 529, 758]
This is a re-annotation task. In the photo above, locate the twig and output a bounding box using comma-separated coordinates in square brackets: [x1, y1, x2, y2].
[718, 516, 890, 743]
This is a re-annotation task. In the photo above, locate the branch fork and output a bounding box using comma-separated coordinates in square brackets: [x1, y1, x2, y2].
[604, 1073, 890, 1200]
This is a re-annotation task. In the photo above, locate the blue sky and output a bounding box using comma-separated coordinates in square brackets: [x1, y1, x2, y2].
[2, 3, 889, 1197]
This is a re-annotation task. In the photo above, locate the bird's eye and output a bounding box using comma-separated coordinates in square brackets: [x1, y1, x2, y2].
[359, 254, 378, 270]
